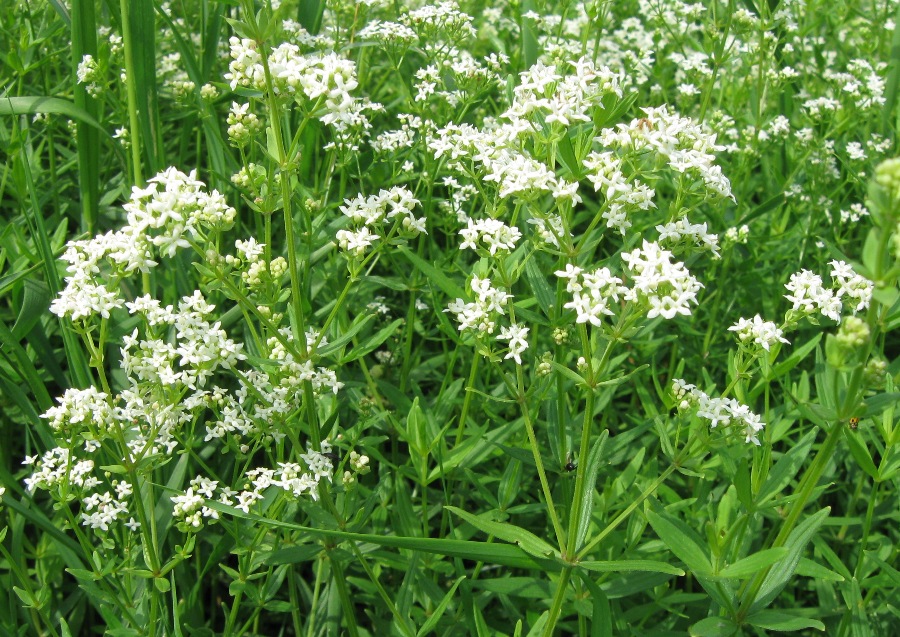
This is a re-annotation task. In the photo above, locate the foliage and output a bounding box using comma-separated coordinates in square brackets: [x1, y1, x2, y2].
[1, 0, 899, 635]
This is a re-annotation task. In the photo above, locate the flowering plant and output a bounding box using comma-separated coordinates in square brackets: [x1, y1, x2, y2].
[1, 0, 898, 635]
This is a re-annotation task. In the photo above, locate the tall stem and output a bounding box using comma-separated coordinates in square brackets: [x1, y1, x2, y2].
[736, 420, 845, 621]
[119, 0, 143, 186]
[516, 366, 568, 556]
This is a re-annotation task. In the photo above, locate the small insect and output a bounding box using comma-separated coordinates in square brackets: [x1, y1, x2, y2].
[636, 117, 654, 131]
[849, 417, 859, 430]
[564, 453, 576, 472]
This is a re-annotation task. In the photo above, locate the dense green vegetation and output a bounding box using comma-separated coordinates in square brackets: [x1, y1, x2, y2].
[1, 0, 899, 635]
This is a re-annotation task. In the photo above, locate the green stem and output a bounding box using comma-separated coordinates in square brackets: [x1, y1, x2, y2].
[577, 463, 677, 560]
[736, 420, 845, 621]
[853, 481, 880, 579]
[454, 352, 480, 447]
[349, 543, 416, 637]
[119, 0, 143, 186]
[329, 557, 360, 637]
[305, 555, 326, 637]
[247, 0, 306, 351]
[516, 366, 568, 555]
[541, 567, 573, 637]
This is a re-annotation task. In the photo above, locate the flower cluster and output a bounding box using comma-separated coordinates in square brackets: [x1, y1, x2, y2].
[621, 241, 703, 320]
[728, 315, 790, 352]
[82, 486, 132, 532]
[784, 260, 872, 321]
[459, 218, 522, 256]
[76, 54, 102, 96]
[596, 105, 733, 201]
[24, 448, 98, 495]
[50, 168, 236, 322]
[445, 276, 512, 335]
[225, 38, 371, 131]
[227, 102, 263, 147]
[556, 264, 624, 327]
[672, 379, 765, 446]
[504, 57, 622, 126]
[123, 291, 246, 390]
[335, 186, 423, 257]
[583, 151, 656, 235]
[224, 238, 287, 290]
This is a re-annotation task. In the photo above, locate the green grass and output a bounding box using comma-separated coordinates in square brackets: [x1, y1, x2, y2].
[1, 0, 899, 636]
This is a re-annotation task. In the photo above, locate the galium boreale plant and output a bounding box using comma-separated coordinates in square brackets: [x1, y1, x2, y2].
[3, 0, 900, 636]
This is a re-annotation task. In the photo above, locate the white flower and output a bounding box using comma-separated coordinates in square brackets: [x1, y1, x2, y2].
[672, 379, 765, 445]
[829, 260, 873, 313]
[622, 241, 702, 320]
[497, 324, 529, 364]
[728, 315, 789, 352]
[458, 218, 522, 255]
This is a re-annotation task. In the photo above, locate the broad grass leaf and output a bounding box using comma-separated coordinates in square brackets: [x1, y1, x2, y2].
[688, 617, 738, 637]
[795, 557, 845, 582]
[204, 500, 548, 569]
[715, 548, 788, 579]
[417, 576, 465, 636]
[316, 314, 375, 357]
[749, 507, 830, 613]
[575, 431, 609, 550]
[578, 560, 684, 576]
[445, 506, 560, 560]
[471, 576, 552, 599]
[524, 257, 554, 317]
[770, 333, 822, 379]
[843, 429, 878, 479]
[646, 505, 712, 576]
[0, 96, 105, 132]
[339, 318, 403, 363]
[399, 247, 463, 299]
[577, 573, 612, 637]
[756, 428, 817, 506]
[746, 610, 826, 631]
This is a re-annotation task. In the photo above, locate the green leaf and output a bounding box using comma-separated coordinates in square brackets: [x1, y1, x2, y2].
[520, 0, 539, 68]
[523, 258, 554, 318]
[11, 279, 50, 341]
[399, 247, 464, 299]
[770, 333, 822, 378]
[298, 0, 327, 34]
[715, 548, 788, 579]
[756, 428, 817, 506]
[153, 577, 171, 593]
[746, 610, 825, 631]
[578, 573, 612, 637]
[550, 361, 587, 387]
[203, 499, 549, 569]
[578, 560, 684, 576]
[862, 392, 900, 417]
[575, 431, 609, 550]
[340, 318, 403, 363]
[0, 96, 106, 132]
[263, 600, 294, 613]
[749, 507, 830, 613]
[316, 314, 374, 357]
[689, 617, 738, 637]
[646, 506, 712, 576]
[445, 506, 560, 560]
[471, 577, 552, 598]
[264, 544, 323, 565]
[795, 557, 845, 582]
[843, 429, 878, 479]
[416, 576, 465, 637]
